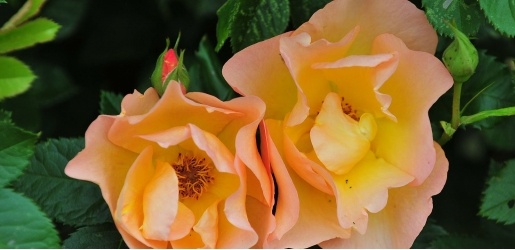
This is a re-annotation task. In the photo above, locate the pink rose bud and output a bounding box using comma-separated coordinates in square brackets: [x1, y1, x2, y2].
[161, 49, 178, 82]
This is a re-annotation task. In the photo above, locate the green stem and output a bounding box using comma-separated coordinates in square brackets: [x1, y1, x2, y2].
[437, 81, 463, 146]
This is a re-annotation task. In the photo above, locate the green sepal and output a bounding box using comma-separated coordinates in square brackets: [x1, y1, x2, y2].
[150, 38, 171, 96]
[163, 49, 190, 91]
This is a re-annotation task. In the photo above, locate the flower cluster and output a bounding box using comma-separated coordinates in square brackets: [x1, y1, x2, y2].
[65, 0, 453, 248]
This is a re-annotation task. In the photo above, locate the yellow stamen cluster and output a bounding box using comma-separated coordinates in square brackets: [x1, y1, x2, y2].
[172, 153, 214, 200]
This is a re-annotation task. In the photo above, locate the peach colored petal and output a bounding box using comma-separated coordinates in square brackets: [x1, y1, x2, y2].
[115, 146, 166, 248]
[279, 28, 359, 125]
[141, 160, 193, 241]
[187, 93, 273, 207]
[222, 33, 298, 120]
[120, 88, 160, 117]
[320, 142, 448, 248]
[311, 93, 375, 175]
[138, 126, 191, 148]
[282, 118, 333, 195]
[189, 123, 235, 174]
[109, 82, 240, 153]
[296, 0, 438, 54]
[217, 157, 258, 248]
[64, 115, 137, 213]
[245, 196, 275, 248]
[265, 168, 351, 248]
[332, 152, 414, 233]
[371, 34, 453, 185]
[216, 200, 257, 248]
[169, 202, 195, 240]
[193, 201, 219, 248]
[260, 120, 299, 244]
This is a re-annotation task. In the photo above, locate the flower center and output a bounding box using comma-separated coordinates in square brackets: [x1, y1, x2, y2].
[340, 96, 359, 121]
[171, 153, 214, 200]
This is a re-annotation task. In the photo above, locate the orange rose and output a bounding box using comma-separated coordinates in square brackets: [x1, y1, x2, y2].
[223, 0, 453, 248]
[65, 82, 274, 248]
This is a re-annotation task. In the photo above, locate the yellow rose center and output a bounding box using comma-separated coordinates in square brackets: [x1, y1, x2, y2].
[172, 153, 214, 200]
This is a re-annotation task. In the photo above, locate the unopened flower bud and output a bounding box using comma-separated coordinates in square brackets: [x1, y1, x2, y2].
[151, 38, 190, 95]
[161, 49, 178, 82]
[442, 24, 478, 83]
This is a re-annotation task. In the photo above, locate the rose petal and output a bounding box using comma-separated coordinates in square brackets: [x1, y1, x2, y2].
[222, 33, 298, 119]
[371, 34, 453, 185]
[320, 142, 448, 248]
[115, 146, 166, 248]
[193, 201, 219, 248]
[65, 115, 137, 213]
[311, 93, 374, 175]
[296, 0, 438, 54]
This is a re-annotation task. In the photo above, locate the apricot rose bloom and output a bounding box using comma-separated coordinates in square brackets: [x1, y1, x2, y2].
[223, 0, 453, 248]
[65, 82, 273, 248]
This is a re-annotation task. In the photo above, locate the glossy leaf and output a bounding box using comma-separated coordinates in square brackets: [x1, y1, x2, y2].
[0, 56, 35, 100]
[423, 0, 484, 37]
[479, 0, 515, 37]
[99, 90, 123, 115]
[0, 18, 60, 54]
[216, 0, 290, 52]
[289, 0, 330, 28]
[480, 159, 515, 225]
[189, 37, 236, 101]
[461, 51, 514, 128]
[0, 188, 60, 248]
[0, 120, 38, 187]
[1, 0, 47, 30]
[13, 138, 112, 227]
[62, 224, 125, 249]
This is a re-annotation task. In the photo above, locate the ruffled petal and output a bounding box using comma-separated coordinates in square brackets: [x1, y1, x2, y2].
[193, 201, 219, 248]
[371, 34, 453, 185]
[320, 142, 448, 248]
[296, 0, 438, 54]
[222, 33, 298, 120]
[115, 146, 166, 248]
[109, 82, 240, 153]
[64, 115, 137, 213]
[311, 93, 374, 175]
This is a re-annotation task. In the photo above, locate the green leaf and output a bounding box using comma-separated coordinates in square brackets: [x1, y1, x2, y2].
[480, 115, 515, 151]
[0, 0, 7, 4]
[461, 106, 515, 125]
[215, 0, 238, 51]
[412, 219, 449, 248]
[461, 51, 514, 127]
[13, 138, 112, 227]
[0, 121, 38, 187]
[429, 234, 498, 248]
[1, 0, 47, 30]
[289, 0, 330, 28]
[0, 18, 60, 54]
[0, 56, 35, 100]
[100, 90, 123, 115]
[480, 159, 515, 225]
[0, 188, 60, 248]
[479, 0, 515, 37]
[189, 37, 236, 101]
[423, 0, 484, 37]
[63, 223, 126, 249]
[216, 0, 290, 53]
